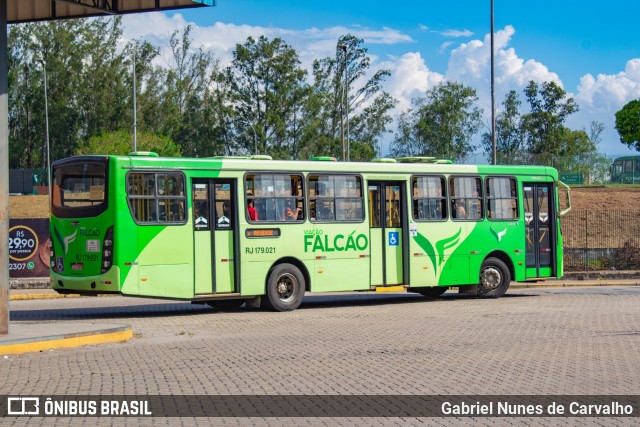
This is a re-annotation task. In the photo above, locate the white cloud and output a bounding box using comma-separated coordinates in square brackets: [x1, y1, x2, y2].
[439, 41, 454, 53]
[566, 59, 640, 153]
[575, 59, 640, 112]
[122, 12, 413, 70]
[120, 14, 639, 154]
[382, 52, 445, 111]
[441, 29, 473, 38]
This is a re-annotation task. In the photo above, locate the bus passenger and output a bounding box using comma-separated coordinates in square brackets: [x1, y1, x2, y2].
[247, 199, 258, 221]
[284, 201, 301, 221]
[454, 199, 466, 219]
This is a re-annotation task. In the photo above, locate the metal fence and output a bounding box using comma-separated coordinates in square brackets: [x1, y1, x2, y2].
[561, 209, 640, 271]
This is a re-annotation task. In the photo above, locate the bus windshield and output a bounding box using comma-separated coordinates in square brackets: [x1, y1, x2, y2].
[52, 158, 108, 218]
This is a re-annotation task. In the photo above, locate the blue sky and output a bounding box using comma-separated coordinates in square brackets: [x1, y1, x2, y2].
[123, 0, 640, 156]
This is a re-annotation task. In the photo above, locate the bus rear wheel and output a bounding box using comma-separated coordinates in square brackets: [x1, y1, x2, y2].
[206, 299, 245, 311]
[262, 263, 305, 312]
[478, 257, 510, 298]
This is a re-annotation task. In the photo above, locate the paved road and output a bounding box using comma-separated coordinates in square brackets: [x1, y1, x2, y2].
[2, 286, 640, 426]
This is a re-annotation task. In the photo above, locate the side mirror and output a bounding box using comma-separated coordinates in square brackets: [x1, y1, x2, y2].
[558, 181, 571, 217]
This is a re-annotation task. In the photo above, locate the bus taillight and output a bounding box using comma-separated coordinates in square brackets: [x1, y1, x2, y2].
[102, 226, 114, 273]
[49, 235, 56, 272]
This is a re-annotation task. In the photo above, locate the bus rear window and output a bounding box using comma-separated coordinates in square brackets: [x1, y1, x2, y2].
[52, 159, 108, 218]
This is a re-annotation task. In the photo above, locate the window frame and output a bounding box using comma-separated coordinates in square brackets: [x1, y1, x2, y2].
[411, 174, 448, 222]
[485, 176, 519, 221]
[51, 157, 109, 219]
[244, 172, 306, 224]
[307, 173, 365, 223]
[126, 170, 187, 226]
[449, 175, 484, 222]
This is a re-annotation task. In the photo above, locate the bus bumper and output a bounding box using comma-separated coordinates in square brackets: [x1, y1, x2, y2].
[51, 267, 121, 295]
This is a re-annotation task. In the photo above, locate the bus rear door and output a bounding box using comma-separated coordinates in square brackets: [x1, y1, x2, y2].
[524, 183, 556, 278]
[192, 179, 237, 294]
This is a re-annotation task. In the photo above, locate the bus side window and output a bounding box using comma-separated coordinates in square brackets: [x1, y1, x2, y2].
[412, 175, 446, 221]
[245, 173, 305, 223]
[450, 175, 482, 221]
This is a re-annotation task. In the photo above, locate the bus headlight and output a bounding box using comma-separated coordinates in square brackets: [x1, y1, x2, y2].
[101, 226, 114, 273]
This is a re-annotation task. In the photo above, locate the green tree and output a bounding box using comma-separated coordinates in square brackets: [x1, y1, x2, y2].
[8, 17, 142, 167]
[75, 130, 181, 157]
[615, 99, 640, 152]
[521, 80, 579, 155]
[390, 81, 482, 159]
[157, 26, 224, 157]
[304, 35, 395, 160]
[226, 35, 307, 159]
[481, 90, 522, 163]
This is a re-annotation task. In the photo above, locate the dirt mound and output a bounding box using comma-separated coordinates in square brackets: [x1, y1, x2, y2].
[9, 195, 50, 219]
[569, 187, 640, 211]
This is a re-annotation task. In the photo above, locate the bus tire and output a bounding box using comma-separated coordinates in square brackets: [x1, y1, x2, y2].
[262, 263, 305, 312]
[416, 287, 447, 299]
[478, 257, 510, 298]
[206, 299, 245, 311]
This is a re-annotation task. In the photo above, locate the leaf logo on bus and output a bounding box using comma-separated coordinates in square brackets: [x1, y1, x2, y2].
[491, 227, 507, 243]
[53, 227, 77, 255]
[63, 231, 77, 254]
[412, 228, 462, 275]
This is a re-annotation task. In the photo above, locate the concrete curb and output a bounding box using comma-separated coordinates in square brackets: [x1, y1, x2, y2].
[10, 292, 118, 301]
[0, 323, 132, 355]
[511, 281, 640, 289]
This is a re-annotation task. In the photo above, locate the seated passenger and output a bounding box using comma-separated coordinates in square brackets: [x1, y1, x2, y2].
[247, 199, 258, 221]
[454, 199, 466, 219]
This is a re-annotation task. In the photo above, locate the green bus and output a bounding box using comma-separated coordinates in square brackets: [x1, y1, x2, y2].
[49, 153, 571, 311]
[611, 155, 640, 184]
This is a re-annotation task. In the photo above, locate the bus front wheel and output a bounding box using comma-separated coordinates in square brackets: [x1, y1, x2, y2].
[262, 263, 305, 312]
[478, 257, 510, 298]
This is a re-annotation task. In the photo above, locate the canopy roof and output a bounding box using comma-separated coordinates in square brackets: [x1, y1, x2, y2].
[8, 0, 214, 23]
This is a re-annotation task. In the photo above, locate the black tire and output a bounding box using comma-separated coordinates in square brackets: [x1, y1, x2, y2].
[261, 263, 305, 311]
[416, 287, 448, 299]
[206, 299, 245, 311]
[478, 257, 511, 298]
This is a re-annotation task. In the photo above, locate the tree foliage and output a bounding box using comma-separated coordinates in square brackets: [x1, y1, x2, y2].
[11, 17, 609, 175]
[615, 99, 640, 152]
[481, 90, 522, 163]
[75, 130, 181, 157]
[390, 81, 482, 159]
[521, 80, 579, 155]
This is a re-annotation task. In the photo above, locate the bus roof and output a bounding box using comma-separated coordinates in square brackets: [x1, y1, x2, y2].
[613, 155, 640, 161]
[55, 153, 559, 180]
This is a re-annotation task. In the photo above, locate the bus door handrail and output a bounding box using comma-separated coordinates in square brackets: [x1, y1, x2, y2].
[558, 181, 571, 217]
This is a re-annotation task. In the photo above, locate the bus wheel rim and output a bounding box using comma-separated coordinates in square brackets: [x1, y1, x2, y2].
[480, 267, 501, 290]
[276, 273, 297, 302]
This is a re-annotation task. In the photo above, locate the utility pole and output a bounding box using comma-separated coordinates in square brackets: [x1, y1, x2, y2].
[36, 60, 51, 205]
[133, 45, 137, 152]
[338, 44, 348, 161]
[491, 0, 497, 165]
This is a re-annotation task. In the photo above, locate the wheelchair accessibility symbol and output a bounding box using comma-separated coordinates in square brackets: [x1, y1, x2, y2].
[388, 231, 399, 246]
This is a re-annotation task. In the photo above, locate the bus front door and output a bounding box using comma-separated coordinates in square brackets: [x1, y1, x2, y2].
[193, 179, 237, 294]
[524, 183, 556, 278]
[368, 181, 407, 286]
